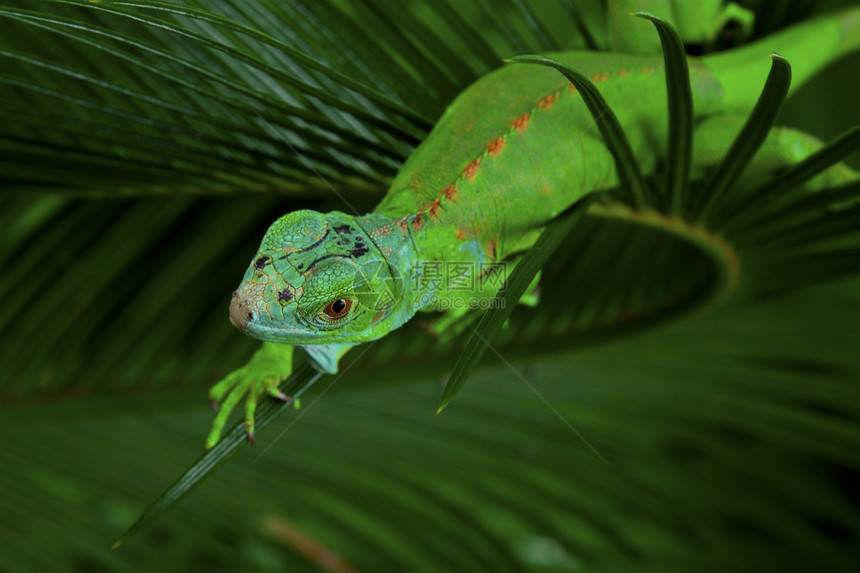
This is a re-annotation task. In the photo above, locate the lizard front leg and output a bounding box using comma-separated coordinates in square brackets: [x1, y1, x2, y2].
[206, 341, 294, 449]
[421, 261, 542, 343]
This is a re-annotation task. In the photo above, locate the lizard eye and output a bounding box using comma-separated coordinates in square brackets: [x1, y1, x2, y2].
[322, 298, 353, 320]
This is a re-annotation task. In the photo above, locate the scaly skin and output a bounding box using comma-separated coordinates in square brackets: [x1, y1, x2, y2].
[205, 6, 860, 449]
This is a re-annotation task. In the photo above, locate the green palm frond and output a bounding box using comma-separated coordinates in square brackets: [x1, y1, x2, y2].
[1, 1, 860, 571]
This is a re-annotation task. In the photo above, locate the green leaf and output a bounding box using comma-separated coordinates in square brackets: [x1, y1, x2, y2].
[103, 0, 434, 127]
[636, 12, 693, 215]
[559, 0, 601, 50]
[696, 54, 792, 222]
[723, 124, 860, 232]
[0, 1, 423, 195]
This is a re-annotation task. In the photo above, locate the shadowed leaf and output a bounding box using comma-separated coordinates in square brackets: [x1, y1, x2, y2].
[116, 361, 323, 545]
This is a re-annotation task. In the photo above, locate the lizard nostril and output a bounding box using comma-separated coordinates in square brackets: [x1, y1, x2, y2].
[247, 312, 254, 321]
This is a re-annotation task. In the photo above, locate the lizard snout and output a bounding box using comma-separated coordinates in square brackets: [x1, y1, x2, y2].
[229, 291, 252, 331]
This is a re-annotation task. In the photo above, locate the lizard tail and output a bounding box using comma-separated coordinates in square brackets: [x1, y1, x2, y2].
[703, 6, 860, 113]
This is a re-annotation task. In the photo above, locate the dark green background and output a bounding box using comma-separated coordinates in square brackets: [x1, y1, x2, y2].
[1, 1, 859, 571]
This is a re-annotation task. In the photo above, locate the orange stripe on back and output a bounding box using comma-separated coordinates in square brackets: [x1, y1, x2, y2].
[538, 93, 557, 110]
[406, 66, 643, 230]
[511, 113, 530, 132]
[488, 136, 504, 156]
[428, 198, 441, 218]
[463, 159, 481, 180]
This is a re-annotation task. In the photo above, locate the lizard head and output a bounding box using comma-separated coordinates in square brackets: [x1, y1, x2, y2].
[229, 209, 416, 347]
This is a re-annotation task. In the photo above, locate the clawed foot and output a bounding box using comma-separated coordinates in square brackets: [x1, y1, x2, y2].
[205, 342, 293, 449]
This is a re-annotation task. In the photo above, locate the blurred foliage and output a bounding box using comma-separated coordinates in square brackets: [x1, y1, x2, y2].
[1, 0, 859, 571]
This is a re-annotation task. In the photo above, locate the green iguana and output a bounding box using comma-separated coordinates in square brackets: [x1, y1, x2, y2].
[206, 5, 860, 448]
